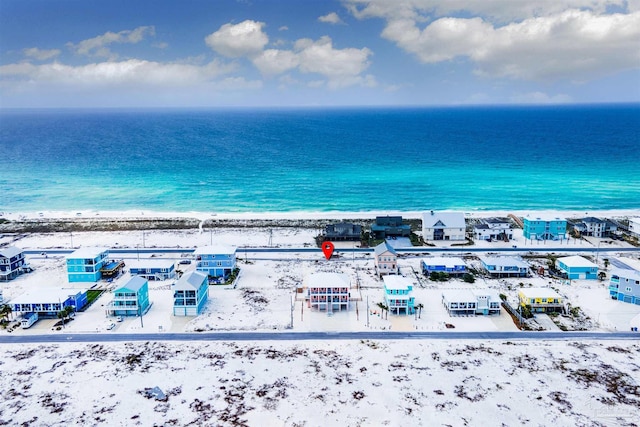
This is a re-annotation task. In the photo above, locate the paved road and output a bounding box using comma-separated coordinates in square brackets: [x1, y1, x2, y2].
[0, 331, 637, 345]
[24, 246, 640, 256]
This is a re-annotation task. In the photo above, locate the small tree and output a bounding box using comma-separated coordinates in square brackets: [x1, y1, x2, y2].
[462, 273, 475, 283]
[603, 258, 609, 269]
[598, 271, 607, 281]
[416, 303, 424, 319]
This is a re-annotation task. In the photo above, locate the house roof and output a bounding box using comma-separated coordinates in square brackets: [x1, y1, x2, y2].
[10, 288, 85, 305]
[441, 289, 476, 303]
[305, 272, 350, 288]
[557, 255, 597, 268]
[519, 287, 561, 299]
[66, 247, 109, 259]
[421, 256, 466, 268]
[0, 246, 23, 258]
[382, 275, 413, 291]
[480, 256, 529, 269]
[471, 288, 502, 300]
[194, 245, 236, 255]
[116, 276, 148, 292]
[523, 215, 566, 222]
[127, 259, 175, 270]
[374, 241, 397, 256]
[611, 268, 640, 281]
[580, 217, 605, 224]
[173, 271, 207, 291]
[422, 211, 465, 229]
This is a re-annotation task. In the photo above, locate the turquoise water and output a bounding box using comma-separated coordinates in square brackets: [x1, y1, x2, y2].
[1, 105, 638, 213]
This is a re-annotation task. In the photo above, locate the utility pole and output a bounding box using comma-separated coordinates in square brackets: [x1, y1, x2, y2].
[70, 231, 73, 248]
[139, 303, 144, 328]
[142, 231, 146, 248]
[366, 295, 369, 328]
[290, 294, 294, 328]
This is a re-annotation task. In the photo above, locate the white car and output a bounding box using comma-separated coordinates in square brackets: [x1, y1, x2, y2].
[106, 323, 116, 330]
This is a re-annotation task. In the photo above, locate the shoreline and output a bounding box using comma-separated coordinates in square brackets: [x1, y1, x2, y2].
[2, 208, 638, 222]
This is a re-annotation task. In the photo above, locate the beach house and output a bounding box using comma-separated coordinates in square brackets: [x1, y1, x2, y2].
[0, 246, 27, 281]
[480, 256, 529, 278]
[374, 241, 398, 276]
[108, 276, 150, 317]
[172, 271, 209, 316]
[194, 245, 237, 281]
[630, 218, 640, 238]
[10, 288, 88, 316]
[555, 255, 598, 280]
[441, 289, 501, 316]
[422, 211, 466, 241]
[518, 288, 564, 313]
[305, 272, 350, 312]
[609, 268, 640, 305]
[570, 217, 608, 238]
[522, 216, 567, 241]
[370, 216, 411, 239]
[324, 222, 362, 241]
[382, 275, 415, 315]
[421, 256, 466, 277]
[128, 259, 176, 281]
[473, 218, 514, 241]
[66, 247, 109, 282]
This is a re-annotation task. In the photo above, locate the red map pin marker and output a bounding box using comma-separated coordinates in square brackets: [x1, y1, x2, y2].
[322, 241, 335, 260]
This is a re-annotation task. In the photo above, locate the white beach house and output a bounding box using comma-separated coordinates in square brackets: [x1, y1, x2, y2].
[422, 211, 466, 241]
[305, 272, 350, 312]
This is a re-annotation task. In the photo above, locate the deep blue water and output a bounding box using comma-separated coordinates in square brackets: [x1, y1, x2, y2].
[1, 105, 639, 213]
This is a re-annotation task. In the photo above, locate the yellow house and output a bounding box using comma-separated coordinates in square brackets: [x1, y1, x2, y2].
[518, 287, 564, 313]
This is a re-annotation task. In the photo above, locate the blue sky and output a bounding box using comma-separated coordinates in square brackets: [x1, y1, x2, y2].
[1, 0, 639, 107]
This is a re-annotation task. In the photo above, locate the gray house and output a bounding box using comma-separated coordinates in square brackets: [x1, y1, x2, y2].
[370, 216, 411, 239]
[325, 222, 362, 241]
[0, 246, 27, 281]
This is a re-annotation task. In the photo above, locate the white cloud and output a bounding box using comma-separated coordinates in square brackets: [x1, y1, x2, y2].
[0, 58, 235, 86]
[205, 20, 268, 58]
[318, 12, 345, 24]
[253, 49, 299, 75]
[346, 0, 630, 22]
[347, 1, 640, 82]
[67, 26, 156, 58]
[510, 91, 573, 104]
[23, 47, 61, 61]
[294, 36, 373, 87]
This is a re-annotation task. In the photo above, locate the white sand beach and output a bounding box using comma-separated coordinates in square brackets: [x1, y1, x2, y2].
[1, 209, 640, 426]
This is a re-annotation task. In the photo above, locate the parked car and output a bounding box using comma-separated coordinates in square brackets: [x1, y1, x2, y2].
[116, 316, 123, 322]
[106, 323, 116, 330]
[179, 260, 191, 265]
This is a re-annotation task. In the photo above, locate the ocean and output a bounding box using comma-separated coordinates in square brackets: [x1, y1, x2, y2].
[1, 104, 639, 213]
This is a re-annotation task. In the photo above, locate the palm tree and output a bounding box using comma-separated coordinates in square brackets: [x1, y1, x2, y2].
[416, 303, 424, 319]
[0, 304, 12, 322]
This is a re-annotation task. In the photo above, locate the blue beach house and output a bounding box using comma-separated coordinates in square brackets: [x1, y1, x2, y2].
[66, 247, 109, 282]
[609, 268, 640, 305]
[421, 256, 466, 276]
[173, 271, 209, 316]
[556, 255, 598, 280]
[109, 276, 150, 317]
[11, 288, 88, 316]
[382, 275, 415, 315]
[0, 246, 27, 281]
[522, 216, 567, 241]
[480, 256, 529, 278]
[128, 259, 176, 281]
[194, 245, 237, 280]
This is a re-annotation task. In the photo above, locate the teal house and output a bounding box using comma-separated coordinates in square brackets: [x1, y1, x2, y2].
[109, 276, 150, 317]
[556, 255, 598, 280]
[382, 275, 415, 315]
[522, 216, 567, 241]
[173, 271, 209, 316]
[66, 247, 109, 282]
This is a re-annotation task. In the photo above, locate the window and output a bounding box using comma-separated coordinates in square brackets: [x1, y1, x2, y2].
[626, 287, 632, 292]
